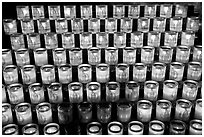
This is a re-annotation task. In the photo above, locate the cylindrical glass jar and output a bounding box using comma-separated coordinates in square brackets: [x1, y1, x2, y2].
[28, 83, 45, 104]
[7, 83, 24, 104]
[108, 121, 123, 135]
[117, 102, 132, 122]
[86, 122, 102, 135]
[156, 100, 172, 122]
[106, 82, 120, 102]
[40, 65, 56, 84]
[96, 63, 110, 83]
[68, 82, 83, 103]
[97, 103, 112, 123]
[128, 121, 144, 135]
[169, 62, 184, 81]
[57, 103, 73, 124]
[86, 82, 101, 103]
[163, 80, 178, 101]
[78, 102, 93, 123]
[125, 81, 140, 102]
[144, 81, 159, 101]
[22, 123, 39, 135]
[182, 80, 198, 101]
[148, 120, 165, 135]
[43, 123, 60, 135]
[137, 100, 152, 123]
[47, 82, 63, 104]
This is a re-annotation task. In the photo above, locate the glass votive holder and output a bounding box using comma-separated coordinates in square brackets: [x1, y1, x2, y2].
[47, 82, 63, 104]
[36, 102, 53, 125]
[144, 81, 159, 101]
[96, 63, 110, 83]
[133, 63, 147, 82]
[62, 32, 75, 49]
[16, 5, 30, 20]
[78, 64, 92, 83]
[80, 32, 92, 49]
[121, 18, 132, 33]
[148, 120, 165, 135]
[163, 80, 178, 101]
[80, 5, 92, 19]
[108, 121, 123, 135]
[44, 32, 58, 49]
[96, 5, 107, 19]
[26, 33, 41, 49]
[86, 82, 101, 103]
[88, 18, 100, 33]
[186, 17, 200, 32]
[3, 124, 19, 135]
[192, 45, 202, 62]
[10, 33, 25, 50]
[52, 48, 66, 66]
[72, 18, 83, 33]
[31, 5, 45, 20]
[43, 123, 60, 135]
[2, 103, 13, 126]
[15, 102, 32, 125]
[2, 85, 7, 103]
[164, 31, 178, 47]
[87, 122, 102, 135]
[96, 32, 109, 48]
[176, 45, 190, 63]
[68, 82, 83, 103]
[175, 4, 187, 18]
[131, 31, 144, 48]
[69, 48, 82, 66]
[3, 19, 17, 35]
[141, 46, 155, 64]
[7, 83, 24, 105]
[37, 18, 51, 34]
[187, 62, 202, 81]
[78, 102, 93, 123]
[105, 47, 118, 65]
[144, 4, 157, 18]
[128, 5, 140, 18]
[3, 65, 19, 85]
[114, 32, 126, 48]
[181, 31, 195, 46]
[40, 65, 56, 84]
[105, 18, 117, 33]
[2, 49, 13, 67]
[48, 5, 61, 20]
[137, 100, 152, 123]
[156, 100, 172, 122]
[160, 4, 172, 18]
[113, 5, 125, 18]
[88, 47, 101, 65]
[194, 99, 202, 120]
[123, 47, 136, 65]
[55, 18, 68, 33]
[15, 48, 30, 66]
[170, 17, 183, 32]
[34, 48, 48, 66]
[189, 119, 202, 135]
[138, 17, 150, 32]
[169, 62, 185, 81]
[58, 64, 72, 84]
[159, 46, 173, 63]
[182, 80, 198, 101]
[28, 83, 45, 104]
[151, 62, 166, 82]
[153, 17, 166, 32]
[128, 121, 144, 135]
[21, 19, 34, 34]
[106, 82, 120, 102]
[64, 5, 76, 19]
[175, 99, 192, 122]
[97, 102, 112, 123]
[21, 65, 36, 85]
[22, 123, 39, 135]
[169, 120, 186, 135]
[116, 63, 129, 82]
[57, 103, 73, 124]
[147, 31, 161, 47]
[117, 102, 132, 123]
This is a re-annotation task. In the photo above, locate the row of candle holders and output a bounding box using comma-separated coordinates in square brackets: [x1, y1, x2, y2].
[14, 4, 195, 21]
[2, 99, 202, 135]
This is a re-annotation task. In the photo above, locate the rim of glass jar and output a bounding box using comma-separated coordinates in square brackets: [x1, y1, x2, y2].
[34, 47, 46, 52]
[196, 98, 202, 106]
[170, 120, 186, 132]
[155, 17, 165, 21]
[160, 45, 172, 50]
[11, 33, 23, 37]
[96, 63, 109, 69]
[7, 83, 22, 91]
[3, 64, 17, 72]
[87, 82, 100, 90]
[190, 119, 202, 131]
[188, 61, 202, 68]
[89, 18, 100, 22]
[68, 82, 82, 90]
[128, 121, 144, 133]
[15, 48, 28, 54]
[149, 120, 165, 132]
[108, 121, 123, 133]
[36, 102, 51, 112]
[70, 47, 81, 52]
[106, 18, 117, 21]
[114, 32, 126, 35]
[80, 5, 92, 8]
[163, 80, 178, 87]
[48, 5, 60, 8]
[15, 102, 31, 114]
[142, 46, 155, 51]
[2, 103, 11, 112]
[165, 31, 178, 35]
[194, 45, 202, 49]
[148, 31, 160, 35]
[117, 63, 129, 69]
[40, 64, 54, 71]
[187, 16, 199, 20]
[31, 5, 43, 8]
[126, 81, 139, 88]
[117, 102, 132, 110]
[183, 80, 198, 87]
[96, 32, 108, 36]
[28, 82, 42, 90]
[171, 16, 182, 20]
[44, 123, 59, 135]
[44, 32, 56, 36]
[3, 19, 16, 22]
[57, 102, 73, 112]
[170, 62, 184, 67]
[38, 18, 49, 22]
[81, 32, 91, 36]
[55, 18, 66, 21]
[2, 49, 11, 53]
[182, 30, 195, 35]
[105, 47, 118, 52]
[153, 62, 166, 68]
[145, 80, 159, 87]
[64, 5, 75, 8]
[53, 48, 65, 53]
[124, 47, 135, 51]
[21, 64, 35, 71]
[132, 31, 143, 35]
[137, 100, 152, 109]
[27, 33, 40, 37]
[78, 64, 91, 70]
[134, 63, 146, 68]
[58, 63, 72, 70]
[88, 47, 100, 52]
[16, 5, 29, 8]
[106, 82, 120, 89]
[72, 18, 82, 21]
[78, 102, 92, 112]
[48, 82, 62, 90]
[21, 19, 33, 22]
[3, 124, 18, 135]
[156, 99, 172, 109]
[87, 122, 102, 134]
[22, 123, 39, 135]
[139, 17, 150, 20]
[62, 32, 74, 36]
[97, 102, 112, 110]
[176, 99, 192, 108]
